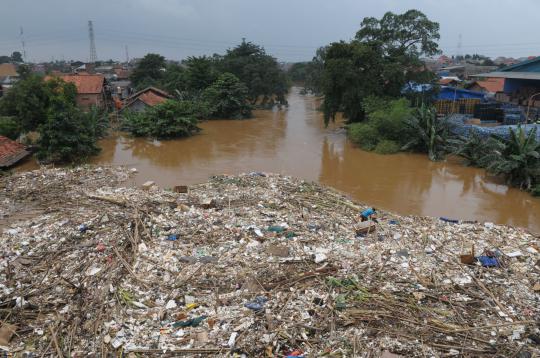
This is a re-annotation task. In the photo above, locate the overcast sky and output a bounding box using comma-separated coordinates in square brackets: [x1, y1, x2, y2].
[1, 0, 539, 63]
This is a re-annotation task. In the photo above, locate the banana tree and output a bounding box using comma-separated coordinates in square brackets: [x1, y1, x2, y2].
[484, 126, 540, 191]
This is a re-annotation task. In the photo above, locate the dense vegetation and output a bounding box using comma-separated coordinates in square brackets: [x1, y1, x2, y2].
[130, 40, 289, 110]
[0, 74, 108, 164]
[314, 10, 440, 125]
[202, 73, 252, 119]
[122, 100, 204, 139]
[123, 40, 288, 139]
[454, 127, 540, 194]
[306, 9, 540, 196]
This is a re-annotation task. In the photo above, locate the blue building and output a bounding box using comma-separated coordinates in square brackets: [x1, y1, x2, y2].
[437, 86, 486, 100]
[472, 56, 540, 104]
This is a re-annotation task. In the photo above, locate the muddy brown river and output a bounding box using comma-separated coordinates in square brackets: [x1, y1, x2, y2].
[18, 87, 540, 232]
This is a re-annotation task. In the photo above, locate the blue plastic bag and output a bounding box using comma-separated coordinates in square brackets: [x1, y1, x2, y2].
[477, 256, 499, 267]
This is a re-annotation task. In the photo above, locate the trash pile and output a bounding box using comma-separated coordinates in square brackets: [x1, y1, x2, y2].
[1, 166, 540, 357]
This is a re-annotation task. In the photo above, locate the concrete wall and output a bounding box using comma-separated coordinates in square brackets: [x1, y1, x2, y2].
[76, 93, 103, 109]
[126, 99, 148, 113]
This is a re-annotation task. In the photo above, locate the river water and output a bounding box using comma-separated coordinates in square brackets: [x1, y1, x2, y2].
[17, 87, 540, 232]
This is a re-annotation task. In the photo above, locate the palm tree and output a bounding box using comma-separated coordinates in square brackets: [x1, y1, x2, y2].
[484, 127, 540, 191]
[402, 104, 454, 161]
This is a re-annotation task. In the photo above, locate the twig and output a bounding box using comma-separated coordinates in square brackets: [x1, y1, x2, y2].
[49, 324, 64, 358]
[112, 247, 150, 288]
[451, 320, 538, 333]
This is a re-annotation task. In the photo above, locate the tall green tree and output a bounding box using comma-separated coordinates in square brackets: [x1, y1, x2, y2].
[37, 105, 100, 163]
[321, 10, 440, 124]
[183, 56, 220, 93]
[16, 64, 32, 79]
[11, 51, 23, 63]
[160, 63, 186, 95]
[130, 53, 166, 89]
[37, 83, 100, 163]
[322, 41, 384, 125]
[0, 75, 76, 132]
[203, 73, 251, 119]
[221, 40, 289, 104]
[304, 47, 326, 95]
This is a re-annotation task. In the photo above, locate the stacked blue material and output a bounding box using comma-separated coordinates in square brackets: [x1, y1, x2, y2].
[445, 114, 540, 141]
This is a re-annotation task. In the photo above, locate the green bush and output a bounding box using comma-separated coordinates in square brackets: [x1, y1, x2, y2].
[374, 140, 400, 154]
[123, 100, 201, 139]
[37, 106, 100, 164]
[532, 185, 540, 197]
[348, 123, 379, 150]
[368, 98, 412, 143]
[0, 116, 20, 139]
[362, 95, 389, 115]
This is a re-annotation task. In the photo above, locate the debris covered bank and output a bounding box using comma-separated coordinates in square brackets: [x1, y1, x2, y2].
[1, 166, 539, 357]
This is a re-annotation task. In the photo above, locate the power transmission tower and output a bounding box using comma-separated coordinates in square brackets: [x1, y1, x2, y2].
[20, 27, 27, 62]
[88, 20, 97, 63]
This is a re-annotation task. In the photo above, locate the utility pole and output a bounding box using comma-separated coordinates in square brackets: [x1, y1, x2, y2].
[88, 20, 97, 63]
[125, 45, 129, 65]
[20, 27, 27, 62]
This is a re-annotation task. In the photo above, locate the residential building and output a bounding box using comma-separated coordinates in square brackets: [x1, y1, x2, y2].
[122, 87, 172, 112]
[0, 136, 30, 168]
[472, 56, 540, 107]
[47, 73, 107, 110]
[0, 63, 19, 96]
[110, 80, 132, 100]
[465, 78, 505, 94]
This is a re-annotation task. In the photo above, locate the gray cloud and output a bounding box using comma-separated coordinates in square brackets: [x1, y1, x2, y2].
[1, 0, 539, 62]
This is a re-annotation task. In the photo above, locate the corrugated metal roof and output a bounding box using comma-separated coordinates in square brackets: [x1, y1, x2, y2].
[471, 72, 540, 80]
[499, 56, 540, 72]
[0, 136, 30, 168]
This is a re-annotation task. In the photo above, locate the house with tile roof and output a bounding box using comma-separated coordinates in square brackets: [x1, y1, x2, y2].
[122, 87, 172, 112]
[0, 136, 30, 168]
[46, 73, 106, 110]
[466, 78, 505, 94]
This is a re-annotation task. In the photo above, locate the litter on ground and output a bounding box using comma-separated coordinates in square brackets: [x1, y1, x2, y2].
[1, 166, 540, 356]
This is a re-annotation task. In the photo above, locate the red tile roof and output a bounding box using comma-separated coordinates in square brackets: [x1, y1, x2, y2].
[0, 136, 30, 168]
[124, 87, 172, 109]
[474, 78, 505, 93]
[46, 74, 105, 94]
[138, 91, 169, 106]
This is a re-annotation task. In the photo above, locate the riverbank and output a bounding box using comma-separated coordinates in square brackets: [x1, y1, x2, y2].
[1, 166, 539, 356]
[12, 87, 540, 233]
